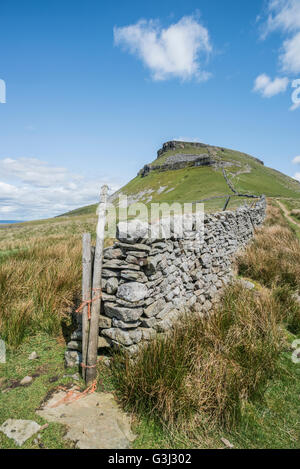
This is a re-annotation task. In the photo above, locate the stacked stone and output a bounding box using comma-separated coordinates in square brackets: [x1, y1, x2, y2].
[65, 196, 266, 366]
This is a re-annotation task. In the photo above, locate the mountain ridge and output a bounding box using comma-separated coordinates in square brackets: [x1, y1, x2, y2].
[60, 141, 300, 217]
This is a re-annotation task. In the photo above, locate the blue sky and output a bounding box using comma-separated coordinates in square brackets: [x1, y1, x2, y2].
[0, 0, 300, 219]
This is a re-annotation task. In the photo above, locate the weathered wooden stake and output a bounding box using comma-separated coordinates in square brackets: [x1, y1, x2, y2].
[85, 185, 108, 385]
[81, 233, 92, 380]
[223, 196, 231, 211]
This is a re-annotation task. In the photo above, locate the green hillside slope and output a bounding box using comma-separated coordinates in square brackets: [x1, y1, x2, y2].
[61, 141, 300, 216]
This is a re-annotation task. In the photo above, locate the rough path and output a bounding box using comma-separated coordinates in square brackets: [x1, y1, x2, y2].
[277, 200, 300, 228]
[37, 387, 135, 449]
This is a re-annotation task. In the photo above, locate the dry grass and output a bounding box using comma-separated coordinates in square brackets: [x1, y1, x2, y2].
[0, 213, 99, 348]
[237, 205, 300, 290]
[111, 202, 300, 431]
[111, 284, 286, 430]
[0, 211, 116, 349]
[0, 235, 82, 348]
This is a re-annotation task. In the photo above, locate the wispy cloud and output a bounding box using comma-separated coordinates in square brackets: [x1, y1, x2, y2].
[260, 0, 300, 74]
[253, 73, 289, 97]
[292, 155, 300, 164]
[113, 15, 212, 82]
[294, 172, 300, 181]
[0, 157, 120, 220]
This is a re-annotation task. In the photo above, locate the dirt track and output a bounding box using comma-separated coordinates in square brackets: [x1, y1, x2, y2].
[277, 200, 300, 228]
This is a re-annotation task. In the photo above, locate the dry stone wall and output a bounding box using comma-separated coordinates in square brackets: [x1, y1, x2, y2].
[65, 196, 266, 366]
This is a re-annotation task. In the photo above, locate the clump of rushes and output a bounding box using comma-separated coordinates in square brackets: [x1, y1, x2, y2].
[237, 206, 300, 290]
[111, 284, 286, 430]
[272, 285, 300, 335]
[0, 235, 82, 348]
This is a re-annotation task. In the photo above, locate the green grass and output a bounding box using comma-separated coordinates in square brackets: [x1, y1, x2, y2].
[60, 143, 300, 218]
[2, 332, 298, 449]
[120, 166, 230, 204]
[131, 341, 300, 449]
[0, 334, 80, 449]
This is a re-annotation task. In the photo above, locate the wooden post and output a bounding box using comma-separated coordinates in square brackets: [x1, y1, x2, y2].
[223, 196, 231, 211]
[81, 233, 92, 380]
[85, 185, 108, 385]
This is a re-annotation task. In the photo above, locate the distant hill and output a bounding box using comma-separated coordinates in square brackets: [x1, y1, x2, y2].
[61, 141, 300, 216]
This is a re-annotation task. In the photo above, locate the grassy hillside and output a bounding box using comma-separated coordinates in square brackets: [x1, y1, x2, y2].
[1, 142, 300, 449]
[2, 140, 300, 349]
[63, 141, 300, 217]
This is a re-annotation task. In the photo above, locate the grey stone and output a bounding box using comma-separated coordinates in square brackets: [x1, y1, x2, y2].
[154, 310, 179, 333]
[127, 251, 148, 258]
[0, 419, 41, 446]
[104, 303, 143, 322]
[102, 328, 133, 346]
[117, 282, 149, 303]
[102, 261, 140, 271]
[144, 298, 166, 318]
[117, 220, 149, 243]
[120, 270, 148, 282]
[101, 292, 117, 302]
[65, 350, 82, 368]
[126, 344, 140, 356]
[99, 315, 112, 329]
[141, 317, 157, 328]
[156, 303, 175, 320]
[102, 328, 142, 346]
[20, 376, 33, 386]
[28, 351, 38, 360]
[98, 336, 111, 348]
[112, 318, 141, 329]
[102, 269, 119, 278]
[115, 297, 145, 308]
[146, 254, 163, 273]
[67, 340, 80, 351]
[106, 277, 118, 295]
[140, 328, 156, 341]
[37, 389, 135, 449]
[116, 242, 151, 252]
[239, 279, 255, 290]
[104, 248, 123, 260]
[70, 329, 83, 341]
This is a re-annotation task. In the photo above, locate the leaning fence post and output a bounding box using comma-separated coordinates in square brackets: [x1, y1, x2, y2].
[85, 185, 108, 385]
[223, 196, 231, 211]
[81, 233, 92, 380]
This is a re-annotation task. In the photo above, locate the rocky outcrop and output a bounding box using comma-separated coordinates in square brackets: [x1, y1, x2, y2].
[65, 196, 266, 364]
[138, 141, 264, 178]
[157, 141, 208, 158]
[138, 154, 215, 177]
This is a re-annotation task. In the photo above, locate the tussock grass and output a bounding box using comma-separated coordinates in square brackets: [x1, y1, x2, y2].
[237, 205, 300, 290]
[111, 284, 286, 430]
[290, 209, 300, 221]
[0, 235, 82, 348]
[111, 203, 300, 432]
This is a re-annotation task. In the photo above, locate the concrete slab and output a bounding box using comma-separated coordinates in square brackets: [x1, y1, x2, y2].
[37, 387, 135, 449]
[0, 419, 41, 446]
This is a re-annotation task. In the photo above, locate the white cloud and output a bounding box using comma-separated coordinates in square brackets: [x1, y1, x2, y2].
[281, 31, 300, 73]
[292, 155, 300, 164]
[261, 1, 300, 74]
[113, 15, 212, 81]
[253, 73, 289, 97]
[0, 157, 121, 220]
[294, 172, 300, 181]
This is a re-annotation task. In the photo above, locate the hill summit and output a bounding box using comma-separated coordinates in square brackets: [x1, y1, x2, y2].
[112, 140, 300, 213]
[62, 140, 300, 217]
[138, 141, 264, 178]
